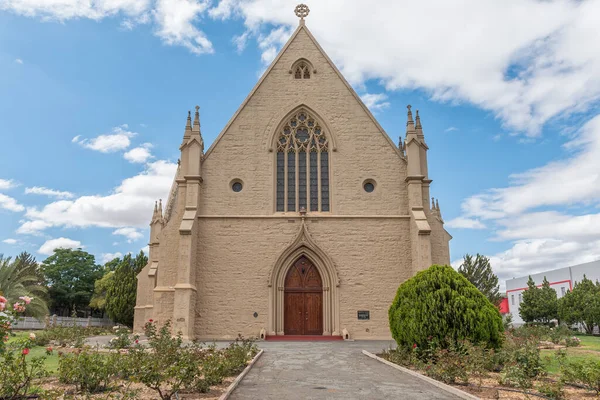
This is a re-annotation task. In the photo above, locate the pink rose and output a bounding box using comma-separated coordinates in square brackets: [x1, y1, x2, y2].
[18, 296, 32, 305]
[22, 348, 30, 355]
[0, 302, 5, 311]
[0, 296, 7, 303]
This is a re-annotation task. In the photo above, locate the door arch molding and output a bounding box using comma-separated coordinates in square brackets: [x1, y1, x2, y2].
[268, 221, 340, 336]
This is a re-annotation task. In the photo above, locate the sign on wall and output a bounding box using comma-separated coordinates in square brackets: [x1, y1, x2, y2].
[357, 311, 370, 320]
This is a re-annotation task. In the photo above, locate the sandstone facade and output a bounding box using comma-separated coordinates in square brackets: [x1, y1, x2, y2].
[134, 19, 451, 340]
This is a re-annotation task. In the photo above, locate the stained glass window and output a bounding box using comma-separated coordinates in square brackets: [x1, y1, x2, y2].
[276, 110, 330, 212]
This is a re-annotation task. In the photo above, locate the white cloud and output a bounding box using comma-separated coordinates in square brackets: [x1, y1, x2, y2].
[25, 186, 74, 199]
[360, 93, 390, 112]
[444, 127, 458, 133]
[450, 114, 600, 285]
[459, 115, 600, 220]
[2, 238, 17, 245]
[210, 0, 600, 136]
[101, 252, 123, 263]
[140, 245, 149, 255]
[4, 0, 600, 135]
[112, 227, 144, 242]
[18, 160, 176, 235]
[123, 143, 153, 163]
[256, 25, 293, 65]
[0, 179, 17, 190]
[0, 194, 25, 212]
[232, 31, 249, 53]
[73, 125, 136, 153]
[14, 58, 23, 64]
[38, 237, 83, 255]
[153, 0, 213, 55]
[445, 217, 486, 230]
[16, 220, 53, 235]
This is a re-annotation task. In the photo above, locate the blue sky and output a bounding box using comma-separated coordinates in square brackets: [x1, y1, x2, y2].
[1, 0, 600, 288]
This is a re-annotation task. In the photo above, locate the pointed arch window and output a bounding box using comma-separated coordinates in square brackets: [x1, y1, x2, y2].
[291, 59, 313, 79]
[276, 110, 329, 212]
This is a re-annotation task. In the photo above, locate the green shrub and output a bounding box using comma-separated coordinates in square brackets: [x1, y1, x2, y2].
[381, 346, 420, 368]
[499, 331, 545, 379]
[388, 264, 504, 350]
[0, 338, 49, 398]
[36, 325, 111, 348]
[510, 324, 549, 343]
[422, 344, 468, 384]
[499, 364, 534, 389]
[548, 325, 572, 344]
[537, 380, 565, 400]
[58, 349, 121, 393]
[108, 326, 137, 349]
[559, 358, 600, 394]
[127, 320, 213, 399]
[565, 336, 581, 347]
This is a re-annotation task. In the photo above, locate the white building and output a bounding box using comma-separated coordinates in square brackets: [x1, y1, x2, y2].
[505, 260, 600, 325]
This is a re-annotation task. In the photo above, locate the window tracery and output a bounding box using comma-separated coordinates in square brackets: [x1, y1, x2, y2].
[292, 60, 312, 79]
[276, 110, 329, 212]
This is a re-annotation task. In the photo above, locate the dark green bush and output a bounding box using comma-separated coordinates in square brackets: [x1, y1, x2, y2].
[388, 264, 503, 350]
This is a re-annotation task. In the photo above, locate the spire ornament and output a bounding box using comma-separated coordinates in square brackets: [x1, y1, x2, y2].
[294, 4, 310, 23]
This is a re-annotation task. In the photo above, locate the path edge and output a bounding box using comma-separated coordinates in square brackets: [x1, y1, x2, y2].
[361, 350, 480, 400]
[218, 349, 264, 400]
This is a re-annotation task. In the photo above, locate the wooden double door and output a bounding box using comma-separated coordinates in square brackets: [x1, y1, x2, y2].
[284, 257, 323, 335]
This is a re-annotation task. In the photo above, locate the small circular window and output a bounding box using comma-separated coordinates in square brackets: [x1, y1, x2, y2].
[363, 180, 376, 193]
[232, 181, 243, 192]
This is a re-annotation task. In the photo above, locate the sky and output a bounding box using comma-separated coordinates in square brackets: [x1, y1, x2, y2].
[1, 0, 600, 290]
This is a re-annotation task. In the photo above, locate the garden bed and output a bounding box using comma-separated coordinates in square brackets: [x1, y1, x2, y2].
[2, 321, 260, 400]
[34, 376, 237, 399]
[378, 328, 600, 400]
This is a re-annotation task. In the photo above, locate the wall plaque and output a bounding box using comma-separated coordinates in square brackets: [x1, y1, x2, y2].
[357, 311, 370, 320]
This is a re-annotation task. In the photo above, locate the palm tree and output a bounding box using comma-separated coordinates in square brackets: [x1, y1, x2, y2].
[0, 253, 48, 318]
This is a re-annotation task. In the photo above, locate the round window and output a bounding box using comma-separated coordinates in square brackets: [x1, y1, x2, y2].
[232, 181, 243, 192]
[363, 181, 375, 193]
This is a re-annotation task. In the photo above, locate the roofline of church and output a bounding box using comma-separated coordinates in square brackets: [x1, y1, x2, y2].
[203, 21, 405, 162]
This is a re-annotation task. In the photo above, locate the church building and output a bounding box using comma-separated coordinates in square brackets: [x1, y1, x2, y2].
[134, 5, 451, 340]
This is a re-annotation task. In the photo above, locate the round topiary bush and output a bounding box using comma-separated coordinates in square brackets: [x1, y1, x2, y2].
[388, 264, 503, 349]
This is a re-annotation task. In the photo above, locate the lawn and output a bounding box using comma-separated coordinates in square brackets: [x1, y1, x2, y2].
[542, 334, 600, 375]
[7, 331, 60, 374]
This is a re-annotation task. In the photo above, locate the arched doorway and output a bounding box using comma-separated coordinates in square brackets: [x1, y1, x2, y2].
[284, 256, 323, 335]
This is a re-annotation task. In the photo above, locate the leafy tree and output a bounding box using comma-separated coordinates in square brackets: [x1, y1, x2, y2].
[538, 277, 558, 324]
[89, 256, 121, 312]
[520, 276, 558, 324]
[41, 248, 102, 316]
[388, 264, 503, 350]
[105, 251, 147, 327]
[0, 253, 48, 318]
[520, 276, 540, 323]
[89, 271, 115, 311]
[458, 253, 502, 305]
[558, 276, 600, 334]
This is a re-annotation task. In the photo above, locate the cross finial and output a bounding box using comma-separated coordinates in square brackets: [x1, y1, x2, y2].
[295, 4, 310, 23]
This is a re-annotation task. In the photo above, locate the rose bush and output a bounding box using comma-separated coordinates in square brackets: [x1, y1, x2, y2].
[0, 296, 51, 399]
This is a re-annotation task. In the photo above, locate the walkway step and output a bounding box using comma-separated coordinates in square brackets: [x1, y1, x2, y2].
[265, 335, 343, 341]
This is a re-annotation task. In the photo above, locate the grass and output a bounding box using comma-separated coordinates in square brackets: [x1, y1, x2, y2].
[7, 331, 60, 374]
[542, 334, 600, 375]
